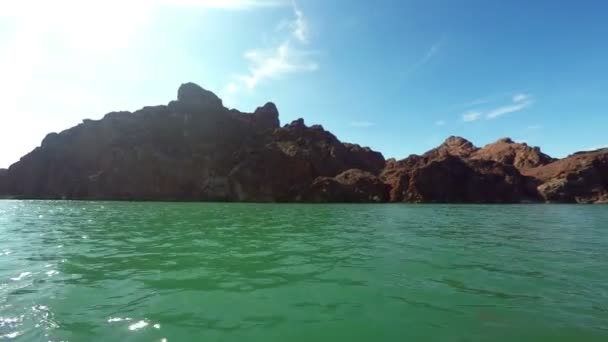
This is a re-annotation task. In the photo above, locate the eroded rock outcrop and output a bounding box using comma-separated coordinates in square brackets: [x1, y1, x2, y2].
[307, 169, 390, 202]
[381, 151, 538, 203]
[1, 83, 384, 202]
[471, 138, 555, 170]
[0, 83, 605, 203]
[523, 149, 608, 203]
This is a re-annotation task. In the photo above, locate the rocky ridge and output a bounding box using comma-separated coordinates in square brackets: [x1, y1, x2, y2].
[0, 83, 606, 203]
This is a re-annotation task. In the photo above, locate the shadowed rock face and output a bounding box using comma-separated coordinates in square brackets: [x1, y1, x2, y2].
[0, 83, 605, 203]
[307, 169, 390, 202]
[381, 153, 538, 203]
[0, 83, 385, 202]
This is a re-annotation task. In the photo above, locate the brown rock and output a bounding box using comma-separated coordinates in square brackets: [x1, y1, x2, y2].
[2, 83, 385, 202]
[307, 169, 390, 202]
[2, 82, 605, 203]
[271, 118, 385, 177]
[381, 154, 538, 203]
[252, 102, 280, 130]
[174, 82, 223, 112]
[424, 136, 478, 159]
[471, 137, 555, 170]
[523, 149, 608, 203]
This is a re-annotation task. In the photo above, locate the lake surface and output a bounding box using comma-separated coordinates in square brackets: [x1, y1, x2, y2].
[0, 201, 607, 341]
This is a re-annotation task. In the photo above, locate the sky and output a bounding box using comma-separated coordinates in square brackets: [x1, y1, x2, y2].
[1, 0, 607, 168]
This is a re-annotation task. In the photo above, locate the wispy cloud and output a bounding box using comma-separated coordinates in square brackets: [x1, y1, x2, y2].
[461, 93, 535, 122]
[349, 121, 375, 128]
[224, 1, 316, 101]
[462, 111, 482, 122]
[405, 37, 445, 75]
[291, 2, 308, 44]
[232, 43, 318, 90]
[418, 40, 443, 66]
[486, 101, 532, 119]
[435, 120, 446, 126]
[513, 93, 531, 103]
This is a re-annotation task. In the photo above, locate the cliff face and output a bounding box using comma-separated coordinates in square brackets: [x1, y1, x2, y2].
[381, 138, 539, 203]
[1, 83, 384, 202]
[522, 149, 608, 203]
[0, 82, 606, 203]
[381, 137, 607, 204]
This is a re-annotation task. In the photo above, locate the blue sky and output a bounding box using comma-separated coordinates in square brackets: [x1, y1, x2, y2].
[1, 0, 607, 168]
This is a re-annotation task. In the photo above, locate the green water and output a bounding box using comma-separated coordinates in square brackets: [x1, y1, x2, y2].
[0, 201, 606, 341]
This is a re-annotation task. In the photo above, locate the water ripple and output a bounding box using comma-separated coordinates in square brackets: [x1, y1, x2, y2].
[0, 201, 606, 341]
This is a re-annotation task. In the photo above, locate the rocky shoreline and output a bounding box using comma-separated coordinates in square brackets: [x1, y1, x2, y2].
[1, 83, 606, 203]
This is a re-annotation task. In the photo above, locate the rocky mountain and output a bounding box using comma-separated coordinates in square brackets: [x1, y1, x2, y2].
[0, 83, 384, 202]
[381, 137, 540, 203]
[0, 82, 606, 203]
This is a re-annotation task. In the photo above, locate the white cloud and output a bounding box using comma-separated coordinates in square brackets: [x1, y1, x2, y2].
[223, 1, 317, 102]
[462, 111, 482, 122]
[435, 120, 446, 126]
[349, 121, 375, 128]
[292, 4, 309, 44]
[513, 93, 531, 103]
[237, 42, 317, 90]
[460, 93, 535, 122]
[486, 102, 532, 119]
[486, 97, 534, 119]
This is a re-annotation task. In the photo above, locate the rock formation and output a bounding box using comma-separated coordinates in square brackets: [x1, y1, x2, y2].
[307, 169, 390, 202]
[471, 138, 555, 170]
[522, 149, 608, 203]
[0, 83, 384, 202]
[0, 82, 606, 203]
[381, 138, 539, 203]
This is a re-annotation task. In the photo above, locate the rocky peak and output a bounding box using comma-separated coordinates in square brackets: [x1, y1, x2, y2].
[254, 102, 278, 116]
[286, 118, 306, 129]
[444, 136, 473, 146]
[425, 136, 477, 158]
[252, 102, 280, 129]
[472, 138, 554, 170]
[176, 82, 223, 111]
[497, 137, 514, 144]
